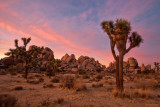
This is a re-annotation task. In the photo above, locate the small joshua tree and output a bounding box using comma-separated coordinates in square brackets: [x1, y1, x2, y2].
[5, 37, 42, 79]
[46, 59, 60, 78]
[46, 60, 55, 78]
[154, 62, 159, 72]
[101, 19, 143, 92]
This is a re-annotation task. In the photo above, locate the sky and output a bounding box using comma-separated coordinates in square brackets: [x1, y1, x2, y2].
[0, 0, 160, 67]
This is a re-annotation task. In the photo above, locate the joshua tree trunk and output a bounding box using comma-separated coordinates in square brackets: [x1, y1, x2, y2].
[116, 56, 120, 89]
[49, 70, 51, 79]
[25, 66, 28, 79]
[119, 52, 124, 92]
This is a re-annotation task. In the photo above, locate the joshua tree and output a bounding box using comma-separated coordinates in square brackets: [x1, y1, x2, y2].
[101, 19, 143, 92]
[5, 37, 42, 78]
[154, 62, 159, 72]
[46, 60, 55, 78]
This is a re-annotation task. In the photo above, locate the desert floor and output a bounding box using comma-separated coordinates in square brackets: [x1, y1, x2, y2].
[0, 72, 160, 107]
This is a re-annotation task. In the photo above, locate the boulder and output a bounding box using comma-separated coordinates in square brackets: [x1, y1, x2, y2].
[61, 54, 69, 61]
[71, 68, 78, 72]
[66, 54, 76, 63]
[127, 57, 138, 69]
[82, 59, 89, 67]
[146, 64, 151, 70]
[1, 57, 14, 68]
[78, 56, 86, 64]
[141, 64, 146, 72]
[86, 63, 95, 71]
[41, 47, 54, 61]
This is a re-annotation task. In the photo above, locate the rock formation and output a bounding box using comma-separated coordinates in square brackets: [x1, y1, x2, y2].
[60, 54, 106, 72]
[127, 57, 138, 71]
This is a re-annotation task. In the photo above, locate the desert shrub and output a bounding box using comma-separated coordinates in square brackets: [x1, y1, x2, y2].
[75, 74, 80, 78]
[10, 72, 17, 75]
[7, 66, 16, 72]
[107, 79, 114, 85]
[95, 74, 103, 80]
[111, 89, 131, 98]
[27, 79, 40, 84]
[54, 98, 64, 104]
[60, 74, 75, 89]
[28, 76, 34, 79]
[0, 94, 17, 107]
[134, 88, 151, 99]
[134, 78, 158, 89]
[7, 66, 17, 75]
[142, 69, 155, 74]
[107, 87, 113, 92]
[40, 67, 46, 71]
[79, 69, 86, 75]
[109, 69, 116, 73]
[39, 78, 44, 82]
[40, 97, 51, 107]
[74, 82, 87, 91]
[0, 70, 7, 75]
[14, 86, 23, 90]
[60, 74, 87, 91]
[83, 74, 90, 79]
[51, 77, 60, 83]
[2, 57, 14, 68]
[43, 84, 55, 88]
[92, 82, 103, 88]
[34, 74, 41, 77]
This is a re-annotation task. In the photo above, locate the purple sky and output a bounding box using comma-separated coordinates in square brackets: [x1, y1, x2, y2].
[0, 0, 160, 67]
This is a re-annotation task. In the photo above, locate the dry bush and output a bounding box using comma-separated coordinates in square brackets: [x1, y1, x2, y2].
[14, 86, 23, 90]
[54, 98, 64, 104]
[51, 77, 60, 83]
[60, 74, 76, 89]
[83, 74, 90, 79]
[105, 79, 114, 85]
[107, 87, 113, 92]
[39, 77, 44, 82]
[34, 74, 41, 77]
[0, 70, 7, 75]
[74, 81, 87, 91]
[134, 88, 151, 99]
[0, 94, 17, 107]
[60, 74, 87, 91]
[39, 97, 51, 107]
[92, 82, 103, 88]
[27, 79, 40, 84]
[111, 89, 131, 99]
[79, 69, 86, 75]
[10, 72, 17, 76]
[95, 74, 103, 80]
[134, 78, 159, 89]
[43, 84, 55, 88]
[27, 77, 44, 84]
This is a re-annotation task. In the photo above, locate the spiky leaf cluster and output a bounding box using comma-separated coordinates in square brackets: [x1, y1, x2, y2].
[129, 32, 143, 47]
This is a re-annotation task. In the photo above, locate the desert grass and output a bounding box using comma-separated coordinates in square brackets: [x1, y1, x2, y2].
[134, 88, 151, 99]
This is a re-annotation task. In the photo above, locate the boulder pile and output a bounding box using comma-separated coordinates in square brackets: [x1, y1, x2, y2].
[60, 54, 106, 72]
[107, 57, 139, 73]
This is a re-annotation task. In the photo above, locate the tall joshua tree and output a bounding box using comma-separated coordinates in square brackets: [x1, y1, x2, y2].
[101, 19, 143, 92]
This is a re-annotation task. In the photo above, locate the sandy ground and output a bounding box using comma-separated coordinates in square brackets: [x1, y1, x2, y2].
[0, 72, 160, 107]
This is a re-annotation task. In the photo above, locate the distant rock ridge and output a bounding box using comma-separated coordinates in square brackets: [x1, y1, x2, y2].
[0, 45, 159, 73]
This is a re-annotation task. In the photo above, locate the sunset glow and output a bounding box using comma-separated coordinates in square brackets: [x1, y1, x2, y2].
[0, 0, 160, 66]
